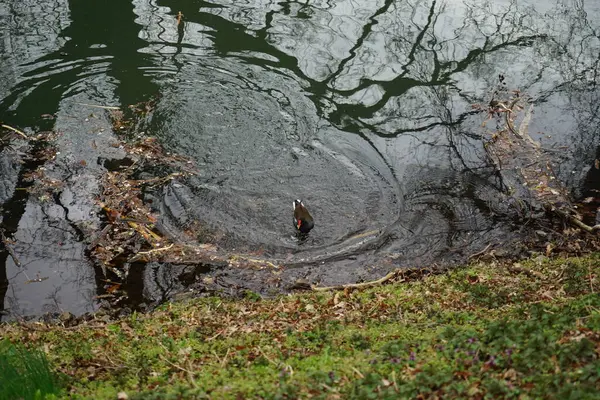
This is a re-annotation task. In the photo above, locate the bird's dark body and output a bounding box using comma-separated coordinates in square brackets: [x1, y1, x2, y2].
[293, 199, 314, 234]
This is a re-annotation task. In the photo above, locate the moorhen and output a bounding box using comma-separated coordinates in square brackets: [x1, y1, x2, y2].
[293, 199, 314, 234]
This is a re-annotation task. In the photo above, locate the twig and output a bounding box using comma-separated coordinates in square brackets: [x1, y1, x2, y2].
[391, 370, 398, 392]
[159, 354, 198, 388]
[221, 348, 230, 368]
[311, 269, 403, 292]
[83, 361, 123, 371]
[1, 230, 31, 280]
[257, 347, 279, 367]
[76, 102, 121, 110]
[502, 97, 523, 138]
[567, 213, 600, 233]
[586, 258, 595, 294]
[549, 208, 600, 233]
[206, 330, 223, 342]
[506, 263, 545, 280]
[127, 221, 163, 243]
[1, 229, 22, 268]
[135, 244, 174, 255]
[468, 243, 493, 260]
[1, 124, 28, 139]
[229, 255, 280, 269]
[351, 367, 365, 379]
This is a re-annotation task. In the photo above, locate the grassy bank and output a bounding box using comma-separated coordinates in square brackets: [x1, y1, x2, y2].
[1, 255, 599, 399]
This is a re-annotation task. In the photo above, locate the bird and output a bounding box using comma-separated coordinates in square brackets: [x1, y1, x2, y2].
[293, 199, 314, 234]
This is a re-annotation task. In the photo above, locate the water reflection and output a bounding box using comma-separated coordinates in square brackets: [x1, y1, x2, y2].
[0, 0, 598, 317]
[0, 0, 160, 320]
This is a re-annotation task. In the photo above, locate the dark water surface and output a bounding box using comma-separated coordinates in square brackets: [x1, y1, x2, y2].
[0, 0, 599, 319]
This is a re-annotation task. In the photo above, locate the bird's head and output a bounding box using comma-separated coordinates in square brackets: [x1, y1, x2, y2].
[293, 199, 304, 210]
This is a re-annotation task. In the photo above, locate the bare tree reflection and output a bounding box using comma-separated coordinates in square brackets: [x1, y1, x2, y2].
[159, 0, 598, 147]
[1, 0, 598, 315]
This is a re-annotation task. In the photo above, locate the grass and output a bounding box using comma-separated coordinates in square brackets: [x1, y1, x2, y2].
[0, 339, 62, 400]
[0, 254, 599, 399]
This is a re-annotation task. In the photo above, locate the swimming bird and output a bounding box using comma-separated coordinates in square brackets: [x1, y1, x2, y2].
[293, 199, 314, 234]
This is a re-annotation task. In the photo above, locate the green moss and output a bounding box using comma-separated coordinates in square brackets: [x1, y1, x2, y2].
[1, 254, 599, 399]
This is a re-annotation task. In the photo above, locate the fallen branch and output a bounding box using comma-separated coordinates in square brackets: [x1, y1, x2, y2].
[76, 102, 121, 110]
[311, 269, 403, 292]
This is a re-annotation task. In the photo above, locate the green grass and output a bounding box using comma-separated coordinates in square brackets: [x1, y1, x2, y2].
[0, 340, 62, 400]
[0, 255, 599, 399]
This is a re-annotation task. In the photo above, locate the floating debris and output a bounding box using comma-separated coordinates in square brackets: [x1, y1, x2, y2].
[482, 89, 599, 234]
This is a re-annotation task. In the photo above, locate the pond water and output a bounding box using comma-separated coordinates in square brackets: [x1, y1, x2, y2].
[0, 0, 599, 320]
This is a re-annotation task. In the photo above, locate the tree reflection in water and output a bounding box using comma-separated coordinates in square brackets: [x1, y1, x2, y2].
[0, 0, 598, 318]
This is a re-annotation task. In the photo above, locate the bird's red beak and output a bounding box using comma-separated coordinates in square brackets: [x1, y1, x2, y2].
[297, 220, 302, 229]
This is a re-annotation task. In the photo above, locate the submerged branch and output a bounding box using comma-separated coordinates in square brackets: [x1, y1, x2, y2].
[1, 124, 29, 139]
[485, 92, 599, 235]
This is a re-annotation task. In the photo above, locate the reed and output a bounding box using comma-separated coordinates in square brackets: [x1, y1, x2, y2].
[0, 339, 61, 400]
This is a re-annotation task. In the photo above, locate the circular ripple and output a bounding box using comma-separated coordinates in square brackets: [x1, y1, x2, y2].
[151, 60, 401, 257]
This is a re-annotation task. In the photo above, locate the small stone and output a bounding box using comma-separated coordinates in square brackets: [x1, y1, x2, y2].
[288, 279, 311, 291]
[117, 392, 128, 400]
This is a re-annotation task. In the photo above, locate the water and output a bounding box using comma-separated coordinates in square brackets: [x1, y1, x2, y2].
[0, 0, 598, 319]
